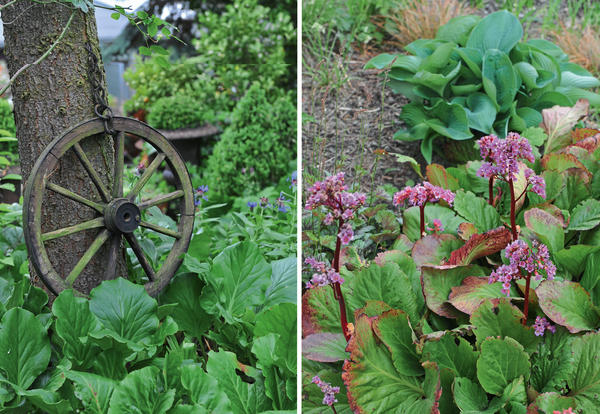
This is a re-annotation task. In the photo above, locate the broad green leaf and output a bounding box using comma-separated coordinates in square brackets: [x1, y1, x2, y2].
[541, 99, 589, 153]
[470, 299, 540, 353]
[302, 332, 348, 363]
[482, 49, 519, 112]
[456, 47, 483, 77]
[524, 208, 564, 253]
[66, 371, 116, 414]
[568, 332, 600, 411]
[423, 333, 478, 379]
[52, 289, 101, 369]
[453, 190, 501, 232]
[302, 286, 344, 335]
[581, 251, 600, 307]
[448, 277, 519, 315]
[453, 377, 489, 413]
[264, 257, 296, 307]
[464, 93, 497, 134]
[466, 10, 523, 54]
[537, 280, 600, 333]
[560, 63, 600, 88]
[393, 153, 423, 178]
[255, 303, 296, 374]
[568, 199, 600, 231]
[476, 337, 530, 395]
[364, 53, 397, 69]
[436, 15, 481, 46]
[425, 164, 459, 190]
[412, 234, 462, 267]
[180, 364, 232, 413]
[554, 245, 600, 277]
[530, 327, 573, 393]
[533, 392, 576, 414]
[205, 242, 271, 323]
[159, 274, 212, 339]
[108, 366, 174, 414]
[403, 204, 464, 242]
[89, 278, 159, 347]
[0, 308, 50, 390]
[425, 100, 473, 140]
[557, 86, 600, 106]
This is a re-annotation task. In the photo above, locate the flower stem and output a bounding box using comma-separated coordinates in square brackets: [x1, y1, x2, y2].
[509, 179, 517, 241]
[419, 205, 425, 238]
[488, 176, 494, 205]
[332, 219, 350, 341]
[523, 273, 531, 325]
[331, 405, 338, 414]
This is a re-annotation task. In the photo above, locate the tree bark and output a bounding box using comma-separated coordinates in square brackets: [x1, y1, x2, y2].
[1, 3, 125, 295]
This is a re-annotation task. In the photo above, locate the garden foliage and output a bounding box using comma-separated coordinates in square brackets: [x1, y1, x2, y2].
[302, 100, 600, 413]
[147, 95, 212, 130]
[365, 10, 600, 163]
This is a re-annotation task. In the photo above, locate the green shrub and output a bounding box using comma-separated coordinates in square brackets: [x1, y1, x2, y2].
[0, 100, 15, 136]
[366, 10, 600, 163]
[205, 83, 296, 200]
[146, 95, 213, 130]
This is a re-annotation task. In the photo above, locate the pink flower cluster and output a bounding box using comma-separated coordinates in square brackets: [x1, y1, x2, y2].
[305, 257, 344, 289]
[477, 132, 546, 198]
[427, 219, 444, 233]
[393, 182, 455, 208]
[553, 408, 574, 414]
[533, 316, 556, 336]
[489, 240, 556, 296]
[312, 375, 340, 406]
[305, 173, 366, 246]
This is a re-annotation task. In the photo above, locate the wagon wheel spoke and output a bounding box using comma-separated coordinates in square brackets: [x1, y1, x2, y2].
[138, 190, 184, 210]
[42, 217, 105, 242]
[139, 221, 182, 239]
[72, 142, 111, 202]
[128, 153, 166, 201]
[103, 234, 123, 281]
[46, 182, 105, 213]
[124, 233, 155, 281]
[65, 229, 111, 286]
[113, 131, 124, 198]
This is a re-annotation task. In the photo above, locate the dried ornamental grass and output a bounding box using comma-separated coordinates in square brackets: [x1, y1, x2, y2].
[373, 0, 475, 48]
[548, 22, 600, 77]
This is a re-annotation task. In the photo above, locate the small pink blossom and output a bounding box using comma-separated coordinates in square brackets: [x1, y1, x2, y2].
[305, 257, 344, 289]
[533, 316, 556, 336]
[338, 223, 354, 245]
[427, 219, 444, 233]
[312, 375, 340, 406]
[553, 408, 574, 414]
[393, 182, 455, 208]
[489, 240, 556, 296]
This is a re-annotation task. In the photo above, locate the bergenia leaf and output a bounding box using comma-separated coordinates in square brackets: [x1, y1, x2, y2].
[448, 276, 520, 315]
[448, 227, 512, 265]
[541, 98, 589, 153]
[301, 333, 349, 363]
[108, 366, 174, 414]
[567, 332, 600, 411]
[476, 337, 530, 396]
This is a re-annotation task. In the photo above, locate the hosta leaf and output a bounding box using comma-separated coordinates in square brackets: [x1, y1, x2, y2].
[560, 63, 600, 88]
[364, 53, 397, 69]
[301, 333, 348, 362]
[476, 337, 530, 395]
[159, 274, 212, 339]
[422, 333, 478, 380]
[205, 241, 271, 323]
[568, 199, 600, 231]
[537, 280, 600, 333]
[52, 289, 101, 369]
[448, 227, 512, 265]
[425, 100, 473, 140]
[108, 366, 174, 414]
[264, 257, 296, 307]
[255, 303, 296, 374]
[567, 332, 600, 410]
[466, 10, 522, 54]
[541, 99, 589, 153]
[453, 190, 501, 232]
[89, 278, 159, 348]
[66, 371, 116, 414]
[180, 364, 232, 413]
[482, 48, 519, 112]
[411, 234, 462, 267]
[372, 309, 422, 377]
[456, 47, 483, 77]
[436, 15, 481, 46]
[464, 92, 497, 134]
[421, 264, 487, 318]
[341, 313, 424, 413]
[0, 308, 50, 390]
[449, 277, 519, 315]
[524, 208, 564, 253]
[470, 299, 540, 353]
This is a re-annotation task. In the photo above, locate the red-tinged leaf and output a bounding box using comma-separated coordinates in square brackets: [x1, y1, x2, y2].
[534, 203, 567, 228]
[542, 99, 589, 153]
[426, 163, 459, 191]
[540, 153, 591, 181]
[513, 162, 529, 211]
[572, 127, 600, 141]
[524, 208, 565, 253]
[391, 234, 414, 254]
[354, 300, 393, 320]
[302, 287, 342, 336]
[536, 280, 600, 333]
[448, 227, 512, 265]
[571, 133, 600, 153]
[449, 277, 520, 315]
[457, 222, 478, 241]
[529, 392, 576, 413]
[302, 332, 349, 362]
[374, 250, 404, 266]
[412, 234, 462, 267]
[421, 265, 488, 318]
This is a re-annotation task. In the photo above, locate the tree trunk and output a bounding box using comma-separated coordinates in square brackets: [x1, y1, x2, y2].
[1, 3, 126, 295]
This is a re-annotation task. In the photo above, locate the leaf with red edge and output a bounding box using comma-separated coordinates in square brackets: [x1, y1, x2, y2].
[540, 153, 591, 181]
[524, 208, 565, 253]
[534, 203, 567, 228]
[449, 277, 520, 315]
[572, 127, 600, 141]
[530, 392, 576, 414]
[572, 133, 600, 153]
[541, 99, 589, 153]
[458, 222, 478, 241]
[412, 234, 462, 267]
[421, 265, 487, 318]
[426, 163, 460, 191]
[448, 227, 512, 265]
[302, 287, 343, 336]
[536, 280, 600, 333]
[302, 332, 349, 362]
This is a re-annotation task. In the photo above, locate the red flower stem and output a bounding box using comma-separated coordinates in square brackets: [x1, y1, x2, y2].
[331, 405, 338, 414]
[488, 176, 494, 205]
[523, 273, 531, 325]
[419, 205, 425, 238]
[332, 218, 350, 341]
[509, 179, 517, 241]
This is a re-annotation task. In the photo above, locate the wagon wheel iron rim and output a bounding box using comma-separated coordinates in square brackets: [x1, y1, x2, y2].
[23, 117, 195, 297]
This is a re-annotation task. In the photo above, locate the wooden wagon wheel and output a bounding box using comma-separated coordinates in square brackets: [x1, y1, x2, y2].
[23, 117, 195, 297]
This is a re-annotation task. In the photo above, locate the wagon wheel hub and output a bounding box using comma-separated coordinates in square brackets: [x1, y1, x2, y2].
[104, 198, 141, 233]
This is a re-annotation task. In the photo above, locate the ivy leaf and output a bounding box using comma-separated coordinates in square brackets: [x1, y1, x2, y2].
[108, 366, 174, 414]
[476, 337, 530, 395]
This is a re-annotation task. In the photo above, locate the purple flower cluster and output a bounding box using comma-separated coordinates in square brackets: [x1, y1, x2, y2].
[305, 257, 344, 289]
[489, 240, 556, 296]
[477, 132, 546, 198]
[287, 170, 297, 188]
[312, 375, 340, 407]
[305, 173, 366, 245]
[194, 185, 209, 206]
[533, 316, 556, 336]
[393, 182, 455, 208]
